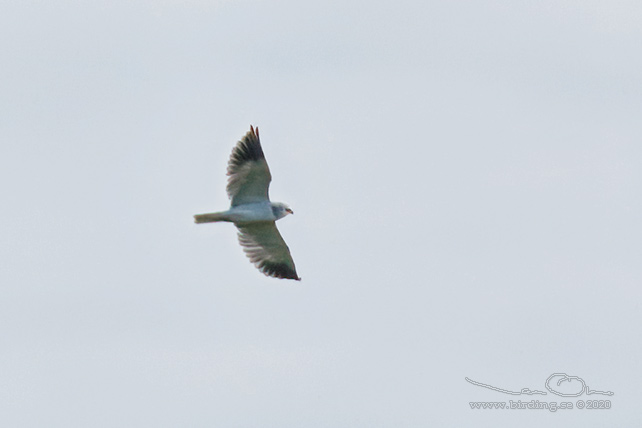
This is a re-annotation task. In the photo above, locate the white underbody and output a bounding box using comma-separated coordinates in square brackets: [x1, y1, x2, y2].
[223, 202, 277, 224]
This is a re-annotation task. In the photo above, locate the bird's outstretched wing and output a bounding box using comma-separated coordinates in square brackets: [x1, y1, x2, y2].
[236, 222, 300, 280]
[226, 126, 272, 207]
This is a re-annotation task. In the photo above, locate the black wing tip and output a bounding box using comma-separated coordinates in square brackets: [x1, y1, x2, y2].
[258, 261, 300, 281]
[226, 126, 265, 175]
[269, 270, 301, 281]
[261, 270, 300, 281]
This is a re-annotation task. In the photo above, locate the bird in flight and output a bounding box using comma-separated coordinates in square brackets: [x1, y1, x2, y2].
[194, 126, 300, 280]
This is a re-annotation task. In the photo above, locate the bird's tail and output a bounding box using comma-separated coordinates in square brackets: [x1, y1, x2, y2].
[194, 212, 230, 224]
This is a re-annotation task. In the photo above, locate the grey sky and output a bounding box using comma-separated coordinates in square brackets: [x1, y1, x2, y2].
[1, 0, 641, 426]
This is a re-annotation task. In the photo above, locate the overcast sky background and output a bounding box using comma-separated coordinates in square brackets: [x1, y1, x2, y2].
[1, 0, 641, 426]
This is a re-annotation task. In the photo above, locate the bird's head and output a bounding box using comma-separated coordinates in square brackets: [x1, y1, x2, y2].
[271, 202, 294, 220]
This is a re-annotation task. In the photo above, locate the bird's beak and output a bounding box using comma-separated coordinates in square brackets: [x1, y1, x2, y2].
[286, 208, 294, 215]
